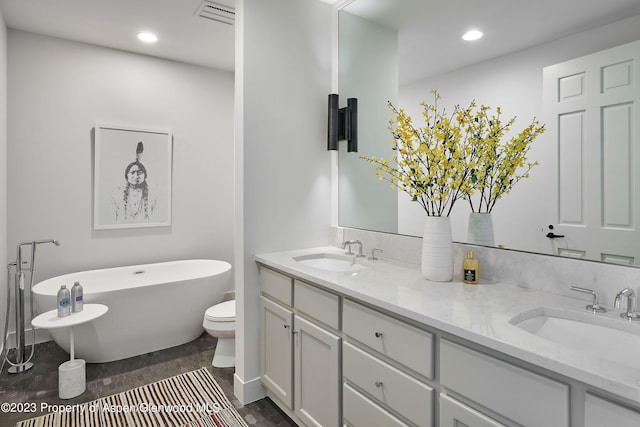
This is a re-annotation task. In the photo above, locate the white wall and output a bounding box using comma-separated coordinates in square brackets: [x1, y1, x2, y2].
[0, 10, 7, 353]
[7, 31, 235, 293]
[398, 14, 640, 254]
[234, 0, 333, 403]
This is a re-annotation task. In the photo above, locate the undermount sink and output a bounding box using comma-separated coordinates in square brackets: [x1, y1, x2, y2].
[510, 307, 640, 368]
[292, 252, 366, 272]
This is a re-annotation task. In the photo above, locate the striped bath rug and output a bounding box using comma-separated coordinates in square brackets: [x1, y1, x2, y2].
[16, 368, 248, 427]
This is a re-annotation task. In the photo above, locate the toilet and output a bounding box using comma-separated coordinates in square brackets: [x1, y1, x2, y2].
[203, 299, 236, 368]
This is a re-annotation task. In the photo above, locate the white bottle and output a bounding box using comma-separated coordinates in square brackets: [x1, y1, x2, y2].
[71, 281, 83, 313]
[57, 285, 71, 317]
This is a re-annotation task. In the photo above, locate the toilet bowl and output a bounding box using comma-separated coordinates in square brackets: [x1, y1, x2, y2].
[203, 299, 235, 368]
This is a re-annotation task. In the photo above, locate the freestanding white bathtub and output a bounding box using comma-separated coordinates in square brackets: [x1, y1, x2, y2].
[32, 259, 232, 363]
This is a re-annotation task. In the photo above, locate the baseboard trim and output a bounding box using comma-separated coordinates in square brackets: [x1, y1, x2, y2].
[233, 373, 266, 405]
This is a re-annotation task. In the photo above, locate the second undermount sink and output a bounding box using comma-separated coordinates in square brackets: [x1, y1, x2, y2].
[292, 252, 366, 273]
[510, 307, 640, 368]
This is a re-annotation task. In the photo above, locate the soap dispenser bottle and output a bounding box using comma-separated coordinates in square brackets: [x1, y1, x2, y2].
[71, 281, 83, 313]
[57, 285, 71, 317]
[462, 251, 479, 285]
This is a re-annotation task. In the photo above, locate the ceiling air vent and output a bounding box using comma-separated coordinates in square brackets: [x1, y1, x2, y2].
[196, 1, 235, 25]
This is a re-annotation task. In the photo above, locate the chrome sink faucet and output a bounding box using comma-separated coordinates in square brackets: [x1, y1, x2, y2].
[569, 286, 606, 313]
[369, 248, 383, 261]
[614, 288, 640, 321]
[342, 240, 365, 257]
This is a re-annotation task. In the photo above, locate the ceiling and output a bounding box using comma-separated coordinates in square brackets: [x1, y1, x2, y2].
[343, 0, 640, 85]
[0, 0, 639, 82]
[0, 0, 236, 71]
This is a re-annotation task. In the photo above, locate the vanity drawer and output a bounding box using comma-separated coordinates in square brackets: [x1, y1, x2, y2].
[294, 279, 340, 330]
[343, 341, 434, 427]
[585, 393, 640, 427]
[343, 383, 409, 427]
[260, 267, 293, 307]
[439, 394, 505, 427]
[440, 340, 569, 427]
[343, 299, 433, 379]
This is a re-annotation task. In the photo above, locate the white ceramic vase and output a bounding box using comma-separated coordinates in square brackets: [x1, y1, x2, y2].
[467, 212, 495, 247]
[421, 216, 453, 282]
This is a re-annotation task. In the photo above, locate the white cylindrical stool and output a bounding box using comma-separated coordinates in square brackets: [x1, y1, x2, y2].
[59, 359, 86, 399]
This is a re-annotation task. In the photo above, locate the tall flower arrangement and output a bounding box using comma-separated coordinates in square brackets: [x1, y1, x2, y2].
[361, 90, 545, 216]
[361, 90, 479, 216]
[463, 105, 545, 213]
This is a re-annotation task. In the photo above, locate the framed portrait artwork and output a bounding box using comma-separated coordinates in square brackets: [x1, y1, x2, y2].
[94, 125, 173, 230]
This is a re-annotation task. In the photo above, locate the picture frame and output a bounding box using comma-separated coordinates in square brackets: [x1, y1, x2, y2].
[94, 125, 173, 230]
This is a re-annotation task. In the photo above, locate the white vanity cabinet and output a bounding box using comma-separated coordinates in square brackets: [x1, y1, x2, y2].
[342, 299, 435, 427]
[256, 253, 640, 427]
[259, 267, 341, 427]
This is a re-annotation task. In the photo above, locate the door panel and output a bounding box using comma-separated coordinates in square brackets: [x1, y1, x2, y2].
[294, 315, 341, 427]
[260, 296, 294, 408]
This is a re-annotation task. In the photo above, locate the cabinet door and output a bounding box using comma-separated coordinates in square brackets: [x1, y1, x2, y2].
[440, 394, 505, 427]
[260, 296, 294, 409]
[294, 315, 341, 427]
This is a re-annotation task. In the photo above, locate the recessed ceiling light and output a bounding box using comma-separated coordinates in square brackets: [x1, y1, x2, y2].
[462, 30, 483, 41]
[137, 32, 158, 43]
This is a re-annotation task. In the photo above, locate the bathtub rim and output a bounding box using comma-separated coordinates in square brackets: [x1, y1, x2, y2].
[33, 259, 232, 296]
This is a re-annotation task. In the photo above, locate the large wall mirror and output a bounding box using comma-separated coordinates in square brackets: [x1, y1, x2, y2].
[338, 0, 640, 266]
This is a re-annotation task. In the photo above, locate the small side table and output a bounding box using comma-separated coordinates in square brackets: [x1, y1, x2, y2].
[31, 304, 108, 399]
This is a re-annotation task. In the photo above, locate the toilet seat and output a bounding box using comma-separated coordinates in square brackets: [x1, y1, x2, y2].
[205, 300, 235, 322]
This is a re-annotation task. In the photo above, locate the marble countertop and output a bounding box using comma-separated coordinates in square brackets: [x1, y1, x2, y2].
[255, 246, 640, 405]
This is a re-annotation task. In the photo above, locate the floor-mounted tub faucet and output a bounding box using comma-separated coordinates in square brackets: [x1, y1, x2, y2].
[3, 239, 60, 374]
[614, 288, 640, 321]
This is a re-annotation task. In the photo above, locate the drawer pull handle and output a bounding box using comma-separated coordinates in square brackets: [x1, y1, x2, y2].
[374, 381, 383, 388]
[374, 331, 383, 338]
[283, 324, 290, 329]
[292, 330, 299, 335]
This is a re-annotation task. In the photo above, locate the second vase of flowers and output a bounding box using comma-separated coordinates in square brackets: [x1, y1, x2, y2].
[467, 212, 495, 247]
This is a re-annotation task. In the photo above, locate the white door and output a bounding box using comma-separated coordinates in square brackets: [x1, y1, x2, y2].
[543, 40, 640, 265]
[260, 296, 294, 409]
[294, 315, 341, 427]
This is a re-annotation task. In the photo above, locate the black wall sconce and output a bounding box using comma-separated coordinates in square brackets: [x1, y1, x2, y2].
[327, 94, 358, 152]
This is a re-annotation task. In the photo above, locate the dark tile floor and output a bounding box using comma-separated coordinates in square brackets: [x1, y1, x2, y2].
[0, 334, 296, 427]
